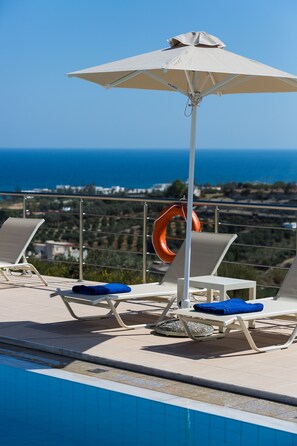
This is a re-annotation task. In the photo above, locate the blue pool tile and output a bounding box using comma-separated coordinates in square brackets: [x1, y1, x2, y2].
[151, 400, 165, 417]
[242, 435, 258, 446]
[210, 414, 226, 430]
[209, 426, 225, 443]
[110, 390, 124, 415]
[275, 430, 294, 446]
[165, 432, 181, 446]
[150, 405, 165, 442]
[242, 421, 259, 437]
[84, 385, 99, 415]
[139, 429, 152, 445]
[48, 377, 62, 429]
[194, 411, 210, 430]
[165, 403, 180, 419]
[123, 393, 137, 417]
[136, 396, 151, 414]
[225, 428, 242, 446]
[179, 409, 194, 446]
[97, 389, 110, 431]
[99, 388, 111, 405]
[181, 428, 195, 446]
[59, 378, 73, 410]
[226, 418, 242, 434]
[258, 426, 276, 446]
[83, 386, 99, 442]
[165, 414, 180, 439]
[210, 436, 221, 446]
[138, 435, 152, 446]
[97, 406, 111, 440]
[72, 382, 86, 411]
[96, 427, 111, 446]
[198, 437, 210, 446]
[85, 384, 98, 401]
[123, 422, 137, 446]
[150, 420, 166, 445]
[137, 415, 151, 444]
[136, 402, 151, 425]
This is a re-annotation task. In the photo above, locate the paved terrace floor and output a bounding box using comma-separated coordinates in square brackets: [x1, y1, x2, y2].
[0, 274, 297, 422]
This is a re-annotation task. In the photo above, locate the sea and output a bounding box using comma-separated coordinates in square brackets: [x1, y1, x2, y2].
[1, 148, 297, 192]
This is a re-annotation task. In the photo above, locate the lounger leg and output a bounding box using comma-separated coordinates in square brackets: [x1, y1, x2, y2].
[59, 296, 117, 321]
[107, 297, 175, 330]
[0, 268, 10, 282]
[58, 295, 150, 329]
[0, 264, 48, 286]
[153, 296, 177, 325]
[236, 317, 297, 352]
[27, 264, 48, 286]
[107, 300, 142, 330]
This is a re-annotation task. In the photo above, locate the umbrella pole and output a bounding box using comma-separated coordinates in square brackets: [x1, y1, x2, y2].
[181, 101, 198, 308]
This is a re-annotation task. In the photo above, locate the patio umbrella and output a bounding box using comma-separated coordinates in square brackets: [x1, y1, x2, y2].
[68, 31, 297, 307]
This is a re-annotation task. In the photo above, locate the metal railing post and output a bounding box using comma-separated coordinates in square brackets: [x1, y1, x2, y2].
[23, 196, 27, 218]
[142, 202, 148, 283]
[295, 214, 297, 254]
[78, 198, 84, 282]
[214, 206, 220, 233]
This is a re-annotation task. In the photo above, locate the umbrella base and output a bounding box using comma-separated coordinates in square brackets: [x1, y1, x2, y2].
[154, 318, 214, 338]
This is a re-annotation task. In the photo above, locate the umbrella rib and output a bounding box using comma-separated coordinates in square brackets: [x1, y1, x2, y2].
[142, 71, 188, 96]
[200, 73, 241, 97]
[184, 71, 195, 94]
[209, 72, 216, 86]
[278, 77, 297, 89]
[104, 71, 144, 89]
[209, 74, 255, 95]
[197, 73, 214, 93]
[220, 74, 256, 93]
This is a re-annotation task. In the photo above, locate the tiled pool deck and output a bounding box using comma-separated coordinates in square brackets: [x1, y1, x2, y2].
[0, 274, 297, 424]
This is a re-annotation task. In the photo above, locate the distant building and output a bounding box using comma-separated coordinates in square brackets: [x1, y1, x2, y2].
[282, 222, 297, 229]
[95, 185, 125, 195]
[152, 183, 171, 192]
[127, 188, 147, 195]
[35, 241, 87, 261]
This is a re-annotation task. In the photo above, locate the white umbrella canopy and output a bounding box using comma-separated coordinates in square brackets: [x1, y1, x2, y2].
[68, 31, 297, 307]
[69, 31, 297, 95]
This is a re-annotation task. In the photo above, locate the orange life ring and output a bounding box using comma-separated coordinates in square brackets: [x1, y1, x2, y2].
[152, 204, 201, 263]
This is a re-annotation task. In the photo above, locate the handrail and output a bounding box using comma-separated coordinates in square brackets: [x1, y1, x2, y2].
[1, 190, 296, 294]
[1, 189, 297, 211]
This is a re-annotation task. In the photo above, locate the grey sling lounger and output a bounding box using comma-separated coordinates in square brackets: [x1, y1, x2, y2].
[51, 232, 237, 329]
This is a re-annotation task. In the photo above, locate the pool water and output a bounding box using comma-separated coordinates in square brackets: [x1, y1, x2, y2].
[0, 416, 83, 446]
[0, 356, 296, 446]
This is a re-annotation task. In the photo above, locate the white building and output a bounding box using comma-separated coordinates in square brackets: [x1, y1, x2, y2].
[35, 241, 87, 261]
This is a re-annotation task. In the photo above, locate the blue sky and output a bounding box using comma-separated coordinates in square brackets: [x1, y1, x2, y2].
[1, 0, 297, 149]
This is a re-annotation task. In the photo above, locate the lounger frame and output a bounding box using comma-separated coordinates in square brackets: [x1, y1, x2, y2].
[175, 296, 297, 352]
[51, 232, 237, 329]
[0, 217, 47, 286]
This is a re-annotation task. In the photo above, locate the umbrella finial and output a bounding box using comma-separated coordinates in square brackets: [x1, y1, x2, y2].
[168, 31, 225, 49]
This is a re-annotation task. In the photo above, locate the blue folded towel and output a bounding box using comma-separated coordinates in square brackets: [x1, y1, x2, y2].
[193, 298, 263, 315]
[72, 283, 131, 296]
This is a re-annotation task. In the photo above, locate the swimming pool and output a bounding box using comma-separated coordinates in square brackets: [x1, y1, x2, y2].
[0, 355, 296, 446]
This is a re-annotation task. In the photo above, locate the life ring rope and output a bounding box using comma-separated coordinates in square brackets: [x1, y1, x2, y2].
[152, 203, 201, 264]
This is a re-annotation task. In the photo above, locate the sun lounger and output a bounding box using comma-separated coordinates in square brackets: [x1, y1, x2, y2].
[174, 256, 297, 352]
[0, 217, 47, 286]
[51, 232, 237, 329]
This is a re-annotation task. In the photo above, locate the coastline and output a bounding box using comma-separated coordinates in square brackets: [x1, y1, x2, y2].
[0, 148, 297, 191]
